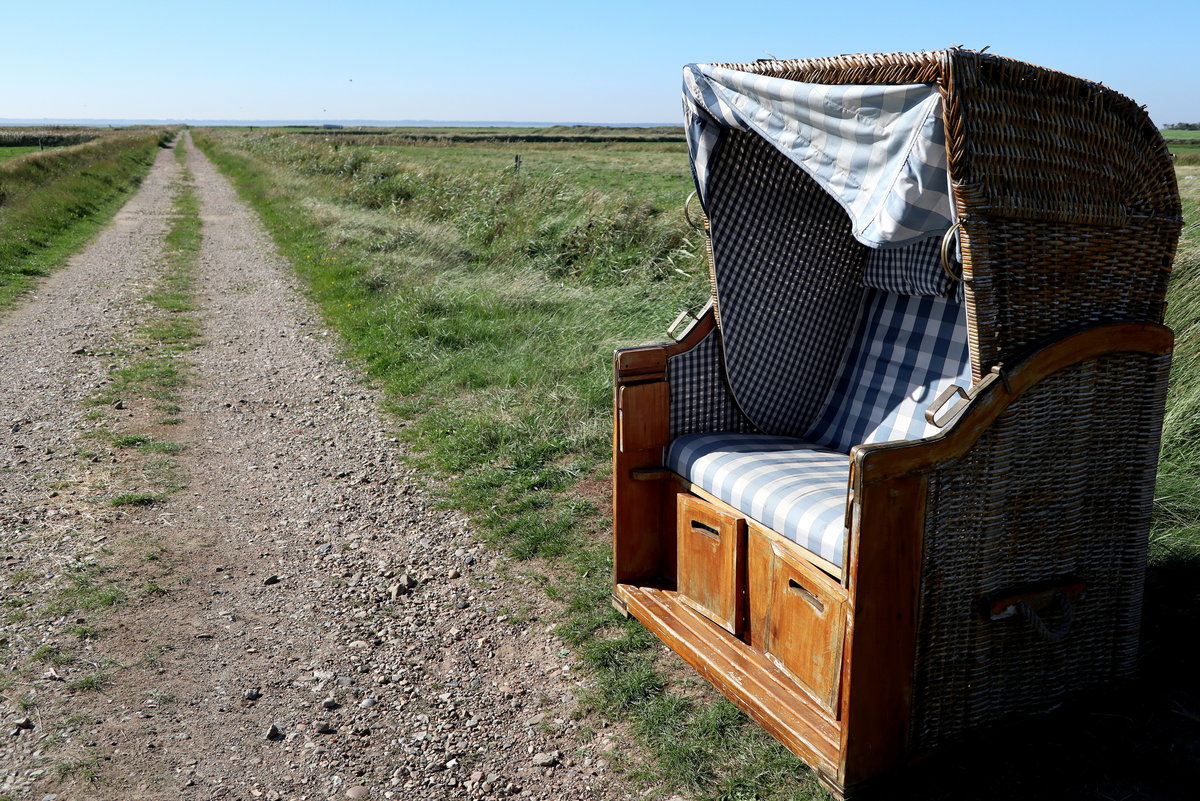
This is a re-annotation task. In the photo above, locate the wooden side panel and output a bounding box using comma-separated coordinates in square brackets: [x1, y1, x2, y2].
[618, 382, 669, 453]
[676, 494, 746, 635]
[765, 542, 847, 715]
[746, 528, 773, 648]
[838, 475, 926, 791]
[613, 346, 671, 587]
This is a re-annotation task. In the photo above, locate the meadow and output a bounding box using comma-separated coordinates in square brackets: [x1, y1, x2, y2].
[191, 127, 1199, 800]
[0, 146, 51, 164]
[0, 128, 172, 310]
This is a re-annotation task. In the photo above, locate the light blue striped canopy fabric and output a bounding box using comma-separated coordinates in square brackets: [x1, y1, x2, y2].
[683, 63, 952, 248]
[668, 433, 851, 567]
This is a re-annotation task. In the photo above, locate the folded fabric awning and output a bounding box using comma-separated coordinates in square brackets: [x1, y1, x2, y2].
[683, 63, 953, 248]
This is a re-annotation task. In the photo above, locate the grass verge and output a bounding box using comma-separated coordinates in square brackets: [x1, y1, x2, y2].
[0, 129, 172, 312]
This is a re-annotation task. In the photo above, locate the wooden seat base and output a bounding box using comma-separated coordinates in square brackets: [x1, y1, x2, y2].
[613, 583, 847, 796]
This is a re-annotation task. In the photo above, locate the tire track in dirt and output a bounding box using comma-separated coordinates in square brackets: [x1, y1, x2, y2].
[1, 134, 630, 800]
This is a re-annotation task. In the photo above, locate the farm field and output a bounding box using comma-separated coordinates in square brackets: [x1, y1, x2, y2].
[1163, 128, 1200, 160]
[0, 146, 51, 163]
[192, 127, 1200, 800]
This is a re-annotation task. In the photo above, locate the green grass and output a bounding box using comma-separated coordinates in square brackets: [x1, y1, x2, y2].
[42, 565, 126, 617]
[87, 153, 203, 510]
[66, 672, 110, 692]
[32, 645, 75, 666]
[0, 129, 172, 311]
[0, 145, 54, 163]
[195, 129, 1200, 799]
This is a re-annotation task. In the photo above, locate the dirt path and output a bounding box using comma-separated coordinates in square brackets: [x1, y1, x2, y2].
[1, 135, 626, 800]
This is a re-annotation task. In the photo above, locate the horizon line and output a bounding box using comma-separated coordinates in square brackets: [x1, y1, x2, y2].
[0, 118, 682, 129]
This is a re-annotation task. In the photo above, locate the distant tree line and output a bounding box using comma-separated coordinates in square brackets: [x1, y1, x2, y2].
[1165, 122, 1200, 130]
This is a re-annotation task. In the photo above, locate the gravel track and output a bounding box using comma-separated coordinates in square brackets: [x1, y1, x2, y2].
[0, 135, 629, 800]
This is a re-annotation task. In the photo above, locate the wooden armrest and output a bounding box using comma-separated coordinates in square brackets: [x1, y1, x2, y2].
[613, 301, 717, 385]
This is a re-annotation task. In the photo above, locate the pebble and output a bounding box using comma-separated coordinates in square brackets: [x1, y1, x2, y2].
[264, 574, 281, 585]
[244, 688, 262, 701]
[313, 721, 335, 734]
[265, 724, 283, 741]
[14, 717, 34, 730]
[359, 698, 377, 709]
[322, 697, 340, 710]
[531, 751, 560, 767]
[346, 787, 370, 800]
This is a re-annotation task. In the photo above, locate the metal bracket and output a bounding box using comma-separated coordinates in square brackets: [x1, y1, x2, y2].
[667, 308, 699, 342]
[940, 222, 964, 282]
[924, 384, 970, 428]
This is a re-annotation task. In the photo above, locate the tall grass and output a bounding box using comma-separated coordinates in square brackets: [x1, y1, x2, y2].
[0, 127, 102, 148]
[0, 129, 172, 309]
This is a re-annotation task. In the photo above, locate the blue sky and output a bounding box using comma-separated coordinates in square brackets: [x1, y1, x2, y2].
[3, 0, 1197, 125]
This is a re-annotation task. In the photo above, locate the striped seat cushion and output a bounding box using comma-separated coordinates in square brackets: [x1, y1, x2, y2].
[667, 433, 850, 567]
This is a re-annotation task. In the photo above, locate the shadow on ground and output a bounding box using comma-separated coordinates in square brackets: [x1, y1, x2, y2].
[860, 551, 1200, 801]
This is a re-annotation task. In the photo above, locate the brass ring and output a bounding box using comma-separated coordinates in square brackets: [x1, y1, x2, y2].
[683, 190, 703, 231]
[940, 222, 964, 282]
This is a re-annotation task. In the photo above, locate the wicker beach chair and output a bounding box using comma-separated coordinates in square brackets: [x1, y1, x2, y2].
[610, 49, 1182, 797]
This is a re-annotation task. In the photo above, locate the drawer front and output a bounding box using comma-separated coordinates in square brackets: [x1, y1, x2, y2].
[676, 494, 746, 635]
[764, 542, 846, 714]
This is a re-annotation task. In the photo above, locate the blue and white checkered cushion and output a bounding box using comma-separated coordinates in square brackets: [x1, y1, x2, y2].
[667, 433, 850, 567]
[863, 236, 953, 296]
[805, 289, 971, 453]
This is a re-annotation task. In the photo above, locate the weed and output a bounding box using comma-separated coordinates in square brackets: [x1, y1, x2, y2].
[66, 672, 110, 691]
[32, 644, 74, 666]
[111, 492, 163, 507]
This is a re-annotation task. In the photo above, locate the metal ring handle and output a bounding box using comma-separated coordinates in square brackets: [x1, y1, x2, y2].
[683, 190, 704, 231]
[939, 222, 964, 282]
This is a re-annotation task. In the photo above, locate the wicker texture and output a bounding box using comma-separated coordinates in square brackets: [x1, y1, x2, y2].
[910, 350, 1171, 751]
[666, 326, 755, 440]
[705, 128, 867, 436]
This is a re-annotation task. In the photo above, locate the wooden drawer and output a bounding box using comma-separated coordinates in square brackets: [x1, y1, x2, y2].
[764, 541, 846, 714]
[676, 493, 746, 635]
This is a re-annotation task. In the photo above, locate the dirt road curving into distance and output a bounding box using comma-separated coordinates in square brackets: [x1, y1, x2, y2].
[0, 134, 627, 800]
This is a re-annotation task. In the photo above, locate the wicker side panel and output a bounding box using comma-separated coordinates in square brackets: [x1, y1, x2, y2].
[666, 326, 755, 440]
[962, 216, 1178, 378]
[910, 351, 1170, 752]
